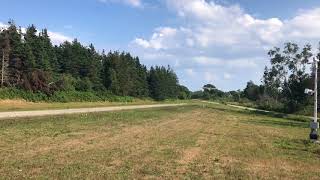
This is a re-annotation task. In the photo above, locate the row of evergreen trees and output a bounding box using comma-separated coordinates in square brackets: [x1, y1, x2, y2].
[0, 21, 190, 101]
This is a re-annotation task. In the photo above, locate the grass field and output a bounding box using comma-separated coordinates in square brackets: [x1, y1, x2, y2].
[0, 99, 161, 112]
[0, 103, 320, 179]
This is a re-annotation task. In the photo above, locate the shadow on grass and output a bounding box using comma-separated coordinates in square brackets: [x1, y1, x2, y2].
[203, 104, 310, 123]
[274, 138, 320, 157]
[243, 119, 308, 128]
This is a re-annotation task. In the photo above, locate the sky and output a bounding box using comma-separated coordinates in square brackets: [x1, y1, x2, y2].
[1, 0, 320, 91]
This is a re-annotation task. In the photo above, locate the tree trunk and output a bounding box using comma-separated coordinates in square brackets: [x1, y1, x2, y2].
[1, 50, 4, 87]
[1, 32, 11, 87]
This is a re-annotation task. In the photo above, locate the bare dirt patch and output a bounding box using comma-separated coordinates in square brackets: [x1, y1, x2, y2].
[179, 147, 201, 164]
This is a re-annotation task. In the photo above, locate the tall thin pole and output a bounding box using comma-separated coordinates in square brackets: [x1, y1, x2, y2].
[314, 58, 318, 125]
[310, 57, 319, 141]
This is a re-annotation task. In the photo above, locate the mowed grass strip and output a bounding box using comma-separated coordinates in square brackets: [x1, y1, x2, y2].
[0, 99, 159, 112]
[0, 104, 320, 179]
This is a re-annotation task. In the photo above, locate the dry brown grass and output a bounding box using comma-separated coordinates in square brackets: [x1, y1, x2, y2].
[0, 99, 158, 112]
[0, 104, 320, 179]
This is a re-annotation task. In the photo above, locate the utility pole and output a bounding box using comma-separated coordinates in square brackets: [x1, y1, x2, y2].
[310, 57, 319, 141]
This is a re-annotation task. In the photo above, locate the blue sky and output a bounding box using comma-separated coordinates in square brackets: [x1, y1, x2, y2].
[1, 0, 320, 91]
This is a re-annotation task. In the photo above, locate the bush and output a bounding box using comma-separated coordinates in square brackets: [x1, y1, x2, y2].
[257, 97, 285, 112]
[0, 88, 48, 102]
[0, 88, 134, 103]
[74, 77, 93, 92]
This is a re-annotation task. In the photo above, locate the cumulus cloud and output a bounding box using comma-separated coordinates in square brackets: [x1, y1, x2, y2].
[47, 31, 73, 45]
[133, 0, 320, 52]
[164, 0, 284, 47]
[284, 8, 320, 39]
[133, 27, 178, 50]
[130, 0, 320, 90]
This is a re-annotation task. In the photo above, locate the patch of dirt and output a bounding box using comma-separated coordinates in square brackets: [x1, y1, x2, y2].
[179, 147, 201, 164]
[0, 99, 34, 106]
[246, 159, 297, 178]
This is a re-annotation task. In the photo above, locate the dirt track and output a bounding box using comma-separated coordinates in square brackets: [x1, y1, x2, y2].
[0, 104, 186, 119]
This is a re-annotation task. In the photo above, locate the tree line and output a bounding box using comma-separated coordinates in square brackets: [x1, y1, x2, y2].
[194, 42, 318, 114]
[0, 21, 190, 101]
[240, 42, 316, 113]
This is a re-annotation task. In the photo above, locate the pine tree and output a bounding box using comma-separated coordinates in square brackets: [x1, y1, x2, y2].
[0, 29, 10, 87]
[0, 21, 184, 100]
[39, 29, 55, 71]
[7, 21, 25, 86]
[24, 25, 38, 71]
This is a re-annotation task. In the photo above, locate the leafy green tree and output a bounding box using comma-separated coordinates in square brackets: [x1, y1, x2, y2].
[264, 42, 313, 112]
[177, 85, 191, 99]
[243, 81, 261, 101]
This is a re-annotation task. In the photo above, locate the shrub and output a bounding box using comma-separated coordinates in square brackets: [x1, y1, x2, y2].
[0, 88, 134, 103]
[257, 97, 285, 112]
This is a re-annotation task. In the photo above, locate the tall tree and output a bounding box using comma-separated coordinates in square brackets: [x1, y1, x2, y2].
[0, 29, 10, 87]
[264, 42, 313, 112]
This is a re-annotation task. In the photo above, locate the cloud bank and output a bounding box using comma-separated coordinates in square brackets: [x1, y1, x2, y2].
[130, 0, 320, 90]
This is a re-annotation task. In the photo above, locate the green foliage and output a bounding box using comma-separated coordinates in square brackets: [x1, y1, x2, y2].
[177, 85, 191, 99]
[262, 42, 313, 113]
[231, 42, 317, 114]
[0, 21, 188, 102]
[74, 77, 93, 92]
[102, 52, 149, 97]
[243, 81, 262, 101]
[0, 88, 134, 103]
[190, 84, 225, 100]
[191, 91, 204, 99]
[256, 96, 285, 112]
[148, 66, 180, 101]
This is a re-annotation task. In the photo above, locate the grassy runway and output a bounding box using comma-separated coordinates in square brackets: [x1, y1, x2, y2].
[0, 103, 319, 179]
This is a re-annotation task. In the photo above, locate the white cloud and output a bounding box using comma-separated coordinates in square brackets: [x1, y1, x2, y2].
[141, 52, 174, 60]
[99, 0, 143, 7]
[223, 73, 233, 80]
[227, 58, 258, 69]
[165, 0, 284, 46]
[129, 0, 320, 90]
[185, 68, 195, 77]
[193, 56, 222, 66]
[0, 22, 8, 29]
[193, 56, 258, 69]
[204, 72, 217, 83]
[133, 27, 178, 50]
[284, 8, 320, 39]
[134, 38, 151, 48]
[126, 0, 142, 7]
[134, 1, 320, 50]
[47, 31, 73, 45]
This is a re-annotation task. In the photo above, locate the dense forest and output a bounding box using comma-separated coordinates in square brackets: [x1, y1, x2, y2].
[0, 21, 190, 102]
[194, 42, 319, 114]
